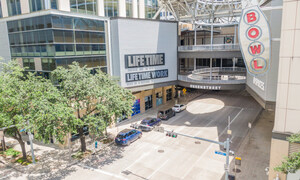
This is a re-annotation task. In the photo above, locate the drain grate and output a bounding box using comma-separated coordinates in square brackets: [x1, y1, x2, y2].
[195, 141, 201, 144]
[158, 149, 164, 153]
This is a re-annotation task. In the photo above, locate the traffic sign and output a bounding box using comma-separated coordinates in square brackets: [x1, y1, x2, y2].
[215, 150, 227, 156]
[235, 157, 242, 166]
[183, 88, 187, 95]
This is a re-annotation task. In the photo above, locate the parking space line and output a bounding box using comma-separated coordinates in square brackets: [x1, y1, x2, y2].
[147, 159, 169, 179]
[78, 164, 128, 180]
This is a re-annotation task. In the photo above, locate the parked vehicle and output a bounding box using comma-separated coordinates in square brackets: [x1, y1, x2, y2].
[115, 129, 142, 145]
[157, 107, 175, 120]
[172, 104, 187, 113]
[139, 117, 162, 131]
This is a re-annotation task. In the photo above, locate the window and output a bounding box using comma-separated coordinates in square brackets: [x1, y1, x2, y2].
[145, 95, 153, 110]
[166, 89, 172, 101]
[42, 58, 56, 71]
[29, 0, 45, 12]
[70, 0, 97, 15]
[104, 0, 118, 17]
[51, 0, 57, 9]
[23, 58, 35, 70]
[126, 0, 132, 17]
[0, 1, 3, 18]
[7, 0, 21, 16]
[144, 0, 159, 19]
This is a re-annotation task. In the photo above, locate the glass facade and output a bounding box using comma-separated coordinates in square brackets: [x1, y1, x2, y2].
[145, 0, 158, 18]
[104, 0, 118, 17]
[70, 0, 97, 15]
[7, 15, 107, 72]
[29, 0, 45, 12]
[126, 0, 132, 17]
[0, 2, 2, 18]
[7, 0, 21, 16]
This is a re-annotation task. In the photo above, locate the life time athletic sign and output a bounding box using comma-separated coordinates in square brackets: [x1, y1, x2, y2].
[125, 53, 165, 68]
[126, 69, 168, 82]
[239, 6, 271, 76]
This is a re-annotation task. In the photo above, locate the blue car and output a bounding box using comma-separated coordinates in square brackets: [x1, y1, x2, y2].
[115, 129, 142, 145]
[140, 117, 162, 131]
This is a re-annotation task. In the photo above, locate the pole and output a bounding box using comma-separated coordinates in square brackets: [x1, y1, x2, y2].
[225, 138, 230, 180]
[28, 132, 36, 164]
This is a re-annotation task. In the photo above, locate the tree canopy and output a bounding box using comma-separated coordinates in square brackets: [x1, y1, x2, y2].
[52, 62, 134, 152]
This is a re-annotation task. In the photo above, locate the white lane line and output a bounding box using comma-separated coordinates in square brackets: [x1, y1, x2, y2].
[79, 164, 128, 180]
[181, 108, 244, 179]
[147, 159, 169, 179]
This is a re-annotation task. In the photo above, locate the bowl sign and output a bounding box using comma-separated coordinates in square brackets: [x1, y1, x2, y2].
[239, 6, 271, 76]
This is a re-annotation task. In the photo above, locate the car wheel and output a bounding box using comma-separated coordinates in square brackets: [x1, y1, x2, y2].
[138, 134, 142, 138]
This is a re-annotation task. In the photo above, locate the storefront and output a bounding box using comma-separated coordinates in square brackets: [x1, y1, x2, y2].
[144, 95, 153, 110]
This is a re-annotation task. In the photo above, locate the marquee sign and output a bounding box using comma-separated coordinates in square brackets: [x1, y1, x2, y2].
[239, 6, 271, 76]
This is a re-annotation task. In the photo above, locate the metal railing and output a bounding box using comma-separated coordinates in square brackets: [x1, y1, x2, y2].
[178, 44, 240, 51]
[192, 67, 246, 74]
[178, 74, 246, 84]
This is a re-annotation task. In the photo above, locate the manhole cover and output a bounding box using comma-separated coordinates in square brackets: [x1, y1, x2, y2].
[195, 141, 201, 144]
[158, 149, 164, 153]
[232, 168, 241, 173]
[121, 170, 131, 175]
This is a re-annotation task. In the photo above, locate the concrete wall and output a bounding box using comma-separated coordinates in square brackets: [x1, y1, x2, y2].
[110, 18, 178, 90]
[246, 0, 282, 109]
[0, 21, 11, 64]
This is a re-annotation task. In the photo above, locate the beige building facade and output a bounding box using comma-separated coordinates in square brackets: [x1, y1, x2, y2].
[269, 0, 300, 179]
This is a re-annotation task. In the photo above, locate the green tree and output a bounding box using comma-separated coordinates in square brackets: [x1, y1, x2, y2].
[0, 61, 75, 160]
[52, 62, 134, 152]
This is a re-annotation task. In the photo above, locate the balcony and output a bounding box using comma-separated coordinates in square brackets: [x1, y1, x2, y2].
[178, 67, 246, 85]
[178, 44, 240, 52]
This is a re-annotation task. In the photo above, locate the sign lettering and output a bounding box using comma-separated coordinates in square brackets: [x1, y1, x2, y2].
[125, 53, 165, 68]
[126, 69, 168, 82]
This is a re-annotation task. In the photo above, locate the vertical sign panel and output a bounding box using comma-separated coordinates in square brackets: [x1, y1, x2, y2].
[239, 6, 271, 76]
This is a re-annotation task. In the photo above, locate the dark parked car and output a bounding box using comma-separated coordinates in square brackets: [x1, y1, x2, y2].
[157, 107, 175, 120]
[140, 117, 162, 131]
[115, 129, 142, 145]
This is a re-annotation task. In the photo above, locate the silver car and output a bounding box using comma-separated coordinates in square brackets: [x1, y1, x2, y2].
[172, 104, 187, 112]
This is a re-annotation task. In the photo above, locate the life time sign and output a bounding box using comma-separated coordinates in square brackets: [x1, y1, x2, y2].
[239, 6, 271, 76]
[125, 53, 165, 68]
[126, 69, 168, 82]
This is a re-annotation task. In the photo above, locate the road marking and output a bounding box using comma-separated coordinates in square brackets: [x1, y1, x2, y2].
[147, 159, 169, 179]
[79, 164, 128, 180]
[181, 108, 244, 179]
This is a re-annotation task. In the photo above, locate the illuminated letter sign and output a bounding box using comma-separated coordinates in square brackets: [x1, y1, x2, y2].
[239, 6, 271, 76]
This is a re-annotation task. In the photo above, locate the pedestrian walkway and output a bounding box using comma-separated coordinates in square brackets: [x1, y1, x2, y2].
[228, 110, 274, 180]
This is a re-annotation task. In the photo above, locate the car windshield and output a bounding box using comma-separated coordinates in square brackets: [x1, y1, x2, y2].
[141, 121, 148, 125]
[117, 134, 125, 139]
[174, 105, 180, 108]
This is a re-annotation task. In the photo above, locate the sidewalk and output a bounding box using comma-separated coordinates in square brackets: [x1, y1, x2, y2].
[228, 110, 274, 180]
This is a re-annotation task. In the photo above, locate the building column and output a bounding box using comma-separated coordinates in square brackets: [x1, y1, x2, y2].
[34, 58, 42, 71]
[57, 0, 71, 12]
[210, 58, 212, 80]
[194, 58, 196, 70]
[152, 89, 157, 108]
[220, 58, 222, 68]
[233, 57, 235, 68]
[118, 0, 126, 17]
[20, 0, 30, 14]
[0, 0, 8, 17]
[140, 91, 145, 113]
[162, 87, 167, 104]
[139, 0, 145, 18]
[132, 0, 138, 18]
[97, 0, 105, 16]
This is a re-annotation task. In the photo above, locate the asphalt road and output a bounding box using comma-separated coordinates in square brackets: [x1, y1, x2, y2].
[63, 91, 262, 180]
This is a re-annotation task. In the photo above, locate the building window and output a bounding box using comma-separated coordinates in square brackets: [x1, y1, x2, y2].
[0, 2, 3, 18]
[7, 0, 21, 16]
[132, 99, 141, 116]
[145, 95, 153, 110]
[70, 0, 97, 15]
[42, 58, 56, 71]
[23, 58, 35, 70]
[166, 89, 172, 101]
[156, 92, 162, 106]
[144, 0, 158, 19]
[126, 0, 132, 17]
[51, 0, 57, 9]
[104, 0, 118, 17]
[29, 0, 45, 12]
